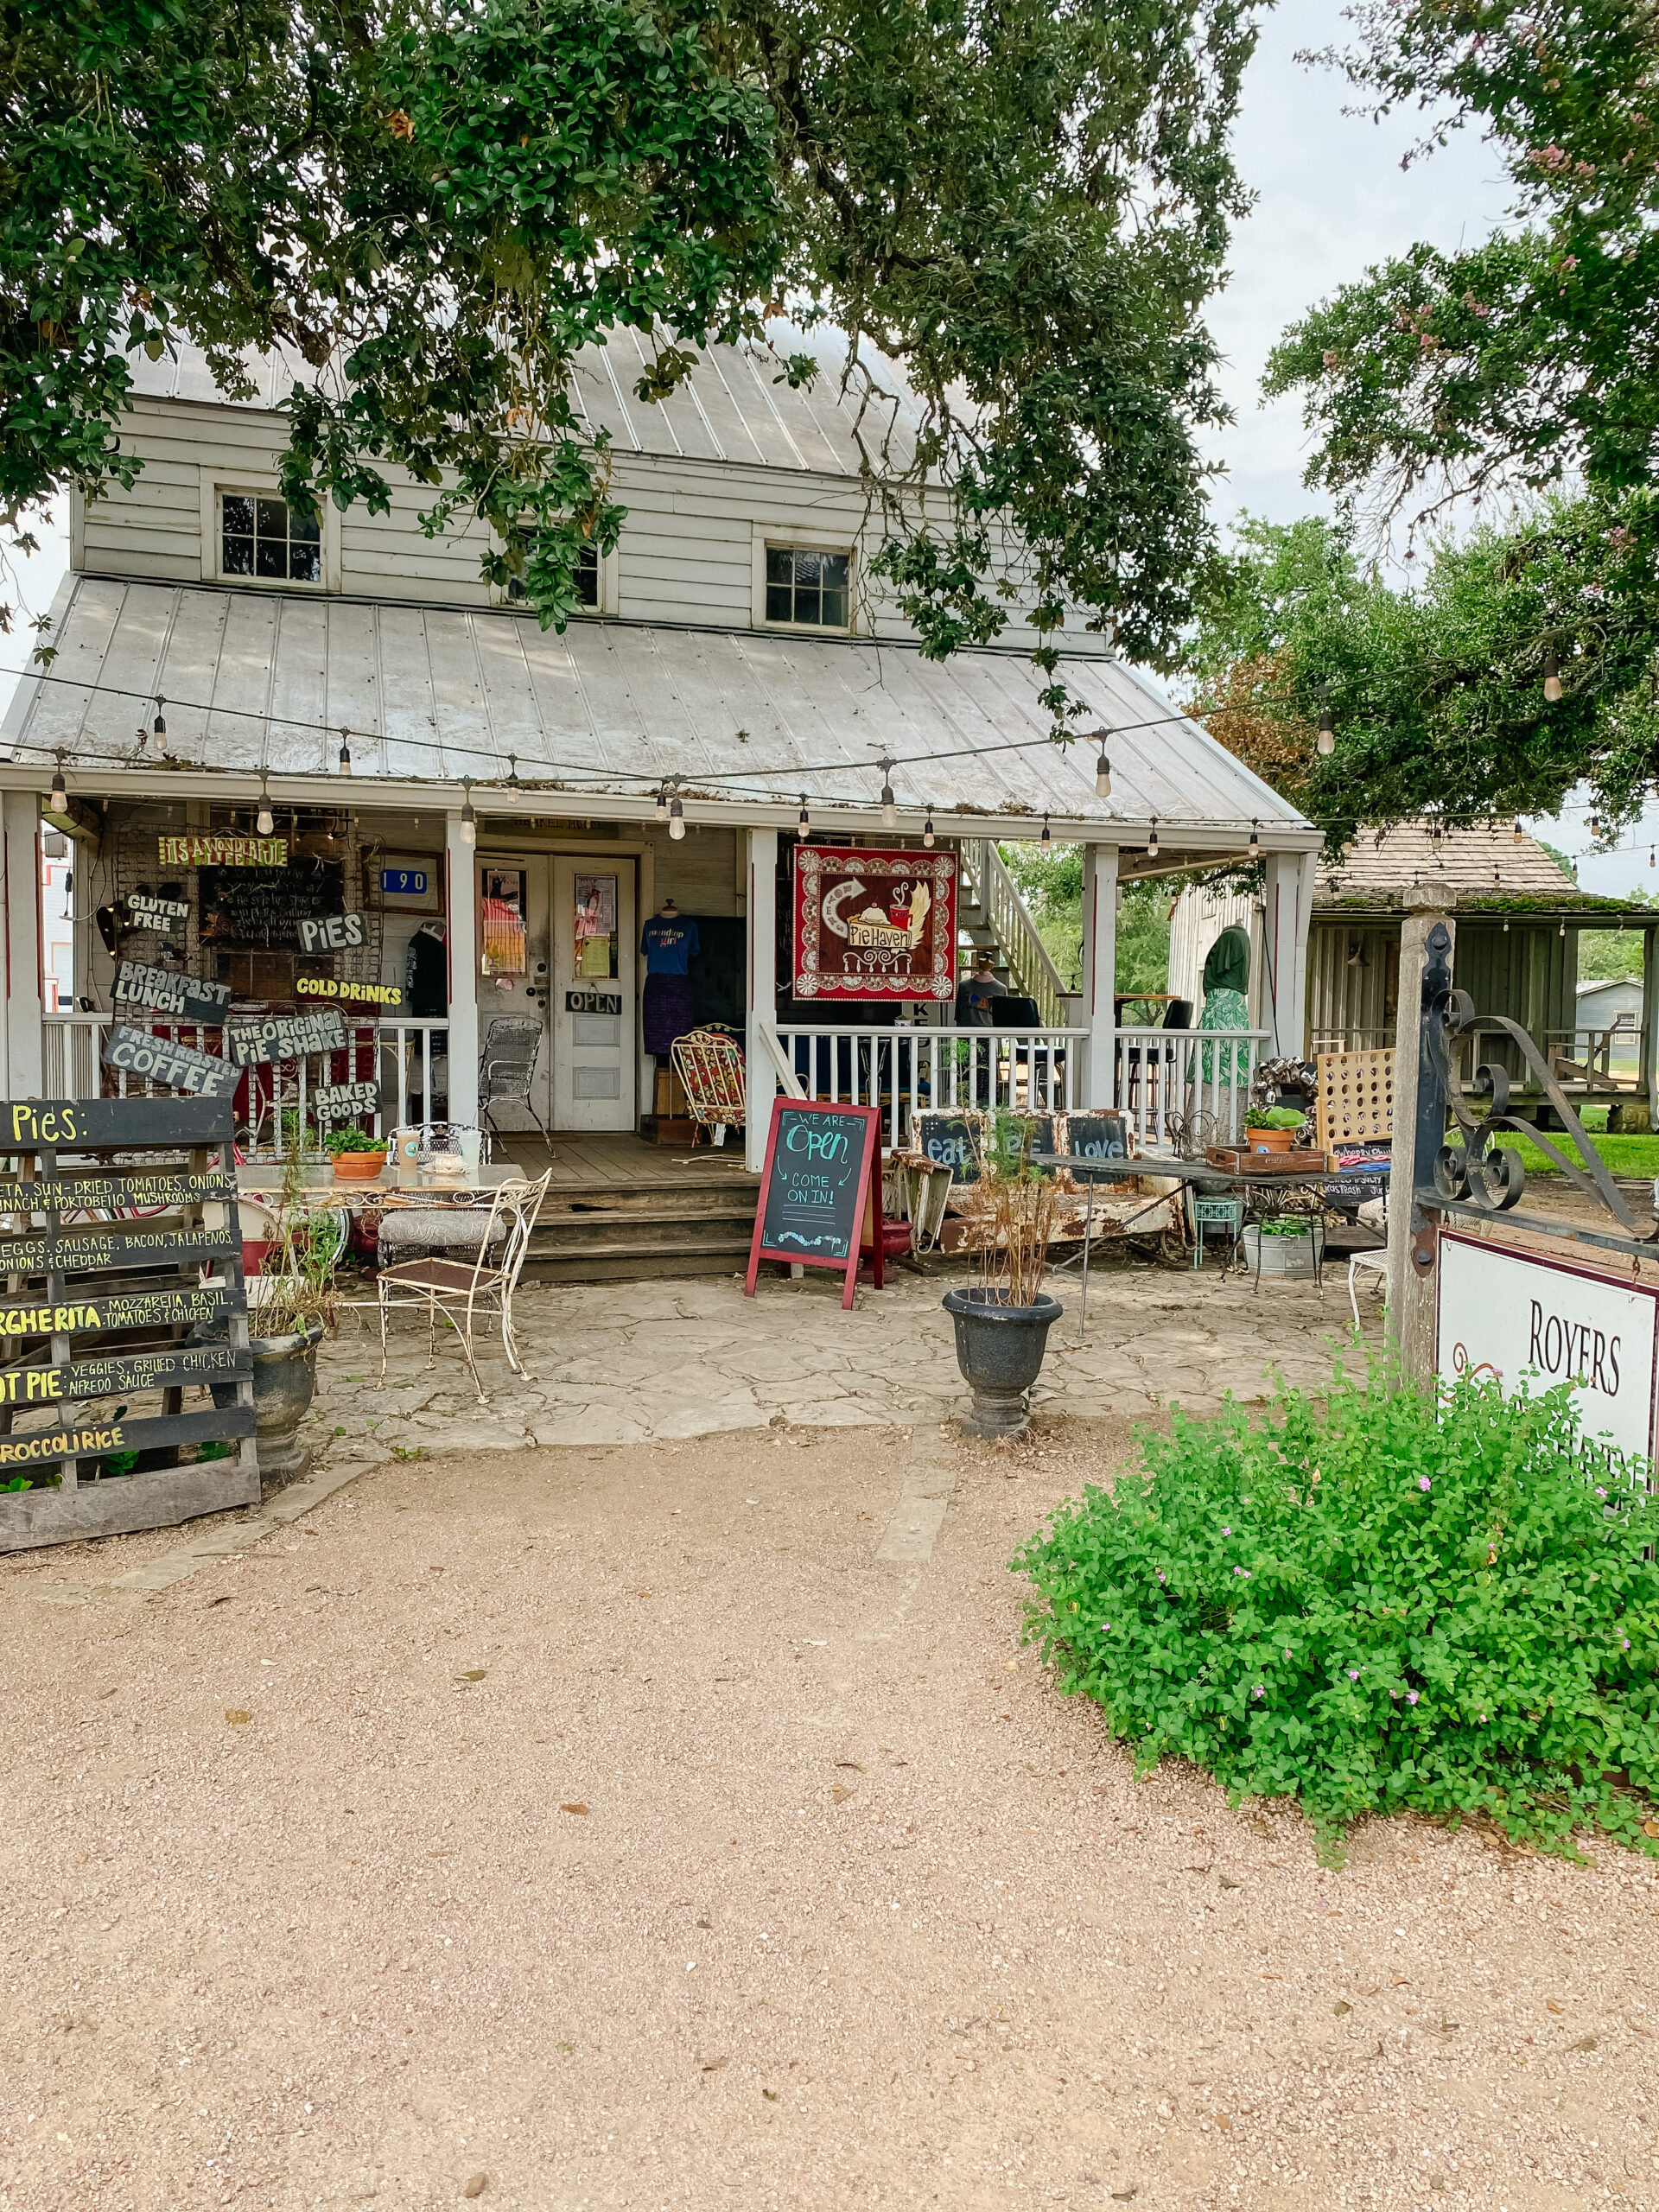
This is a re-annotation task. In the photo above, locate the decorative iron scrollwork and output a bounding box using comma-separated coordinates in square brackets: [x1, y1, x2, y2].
[1422, 982, 1655, 1239]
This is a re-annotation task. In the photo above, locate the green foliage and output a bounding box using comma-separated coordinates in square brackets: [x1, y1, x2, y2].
[1265, 0, 1659, 523]
[1185, 503, 1659, 847]
[325, 1127, 389, 1156]
[998, 842, 1173, 993]
[1244, 1106, 1304, 1130]
[99, 1406, 139, 1479]
[2, 0, 1263, 699]
[1577, 887, 1657, 981]
[0, 1476, 32, 1492]
[1013, 1362, 1659, 1866]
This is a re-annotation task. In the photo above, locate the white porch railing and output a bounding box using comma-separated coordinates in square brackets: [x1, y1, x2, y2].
[41, 1013, 450, 1152]
[1111, 1027, 1265, 1148]
[775, 1025, 1085, 1150]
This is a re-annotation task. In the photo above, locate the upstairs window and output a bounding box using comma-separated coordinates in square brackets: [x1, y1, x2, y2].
[221, 493, 321, 584]
[508, 542, 599, 607]
[766, 545, 850, 627]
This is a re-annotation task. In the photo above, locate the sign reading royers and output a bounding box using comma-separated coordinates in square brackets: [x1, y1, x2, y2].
[1436, 1230, 1659, 1482]
[226, 1007, 347, 1067]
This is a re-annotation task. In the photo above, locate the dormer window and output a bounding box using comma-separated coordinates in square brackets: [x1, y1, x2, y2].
[766, 544, 850, 628]
[220, 493, 321, 584]
[509, 542, 599, 607]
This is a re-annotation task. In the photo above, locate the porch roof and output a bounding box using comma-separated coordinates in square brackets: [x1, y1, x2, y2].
[1, 575, 1318, 849]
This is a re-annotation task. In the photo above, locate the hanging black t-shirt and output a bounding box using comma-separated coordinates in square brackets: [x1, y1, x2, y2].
[406, 928, 448, 1017]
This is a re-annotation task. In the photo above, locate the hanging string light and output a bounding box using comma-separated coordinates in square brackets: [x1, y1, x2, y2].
[876, 754, 898, 830]
[152, 696, 167, 740]
[1316, 708, 1335, 757]
[1147, 817, 1160, 861]
[338, 731, 353, 774]
[1039, 815, 1051, 849]
[459, 777, 476, 849]
[1095, 746, 1112, 798]
[1249, 819, 1260, 859]
[48, 756, 66, 807]
[798, 794, 810, 836]
[1544, 652, 1563, 704]
[922, 811, 935, 849]
[654, 786, 669, 823]
[669, 794, 686, 842]
[256, 772, 274, 837]
[1513, 818, 1524, 844]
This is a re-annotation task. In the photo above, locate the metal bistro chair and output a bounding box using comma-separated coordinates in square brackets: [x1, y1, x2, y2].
[377, 1168, 552, 1401]
[479, 1017, 551, 1154]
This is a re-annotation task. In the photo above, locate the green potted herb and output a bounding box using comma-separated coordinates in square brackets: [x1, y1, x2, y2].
[1242, 1212, 1326, 1277]
[1243, 1105, 1307, 1154]
[326, 1126, 390, 1182]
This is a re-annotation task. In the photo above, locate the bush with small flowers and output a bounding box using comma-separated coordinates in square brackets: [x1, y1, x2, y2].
[1013, 1359, 1659, 1866]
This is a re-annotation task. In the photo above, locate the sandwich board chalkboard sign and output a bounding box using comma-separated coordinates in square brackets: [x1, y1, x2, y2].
[744, 1099, 883, 1309]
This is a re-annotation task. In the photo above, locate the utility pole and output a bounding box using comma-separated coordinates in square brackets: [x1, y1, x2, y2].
[1384, 896, 1455, 1380]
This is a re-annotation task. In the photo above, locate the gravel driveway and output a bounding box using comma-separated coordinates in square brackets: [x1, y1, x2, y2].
[3, 1413, 1656, 2211]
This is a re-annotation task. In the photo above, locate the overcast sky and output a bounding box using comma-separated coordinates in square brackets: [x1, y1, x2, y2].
[3, 3, 1638, 887]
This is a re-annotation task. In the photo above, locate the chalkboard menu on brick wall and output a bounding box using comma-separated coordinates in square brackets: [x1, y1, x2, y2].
[744, 1099, 883, 1309]
[0, 1096, 257, 1552]
[199, 861, 344, 948]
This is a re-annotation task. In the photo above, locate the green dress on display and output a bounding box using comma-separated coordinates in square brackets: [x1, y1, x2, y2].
[1195, 925, 1252, 1087]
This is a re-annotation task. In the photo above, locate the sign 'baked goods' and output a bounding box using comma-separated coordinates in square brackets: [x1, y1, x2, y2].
[312, 1080, 380, 1122]
[791, 847, 957, 1002]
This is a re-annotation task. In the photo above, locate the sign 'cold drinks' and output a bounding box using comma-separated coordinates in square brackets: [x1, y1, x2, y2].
[1436, 1231, 1659, 1475]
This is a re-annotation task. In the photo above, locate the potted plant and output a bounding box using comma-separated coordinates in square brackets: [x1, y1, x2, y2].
[1243, 1106, 1307, 1154]
[942, 1112, 1064, 1439]
[327, 1126, 390, 1182]
[1242, 1213, 1327, 1278]
[199, 1156, 345, 1484]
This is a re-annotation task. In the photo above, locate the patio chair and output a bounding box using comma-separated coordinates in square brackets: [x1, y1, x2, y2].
[479, 1017, 550, 1152]
[376, 1168, 552, 1401]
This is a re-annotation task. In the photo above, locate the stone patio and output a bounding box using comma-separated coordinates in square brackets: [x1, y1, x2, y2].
[313, 1254, 1382, 1465]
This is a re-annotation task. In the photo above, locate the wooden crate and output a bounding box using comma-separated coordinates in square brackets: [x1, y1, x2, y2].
[1205, 1145, 1331, 1177]
[1314, 1049, 1395, 1158]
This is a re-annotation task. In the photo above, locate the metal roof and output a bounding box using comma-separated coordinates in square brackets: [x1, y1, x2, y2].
[2, 576, 1315, 844]
[122, 321, 930, 480]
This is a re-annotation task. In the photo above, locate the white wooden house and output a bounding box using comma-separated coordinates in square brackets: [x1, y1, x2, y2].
[0, 327, 1319, 1209]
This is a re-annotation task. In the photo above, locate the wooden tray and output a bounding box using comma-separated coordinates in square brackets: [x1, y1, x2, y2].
[1205, 1146, 1330, 1177]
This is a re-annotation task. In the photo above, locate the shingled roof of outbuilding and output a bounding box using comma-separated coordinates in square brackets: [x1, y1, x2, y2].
[1314, 821, 1580, 906]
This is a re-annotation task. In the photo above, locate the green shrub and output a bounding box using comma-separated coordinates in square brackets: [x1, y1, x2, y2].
[1013, 1362, 1659, 1865]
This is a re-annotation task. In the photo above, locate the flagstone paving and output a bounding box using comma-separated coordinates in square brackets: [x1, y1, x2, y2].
[315, 1259, 1379, 1468]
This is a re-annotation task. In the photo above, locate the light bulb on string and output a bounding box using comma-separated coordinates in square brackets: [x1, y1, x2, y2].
[256, 774, 274, 837]
[1095, 747, 1112, 798]
[922, 812, 935, 849]
[1039, 815, 1051, 849]
[1513, 818, 1524, 844]
[152, 697, 166, 740]
[654, 786, 669, 824]
[875, 753, 897, 830]
[1560, 917, 1567, 938]
[1316, 708, 1335, 757]
[1147, 817, 1160, 861]
[48, 758, 66, 807]
[460, 779, 476, 849]
[669, 796, 686, 842]
[1249, 819, 1259, 859]
[798, 795, 810, 836]
[1544, 653, 1563, 703]
[338, 732, 352, 775]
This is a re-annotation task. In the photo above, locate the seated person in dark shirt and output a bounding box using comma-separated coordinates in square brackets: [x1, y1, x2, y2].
[964, 953, 1006, 1027]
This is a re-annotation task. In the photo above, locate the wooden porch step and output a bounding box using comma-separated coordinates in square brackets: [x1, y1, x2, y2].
[521, 1233, 755, 1285]
[538, 1179, 758, 1221]
[530, 1203, 758, 1257]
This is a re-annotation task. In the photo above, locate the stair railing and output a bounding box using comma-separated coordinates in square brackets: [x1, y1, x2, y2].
[958, 840, 1071, 1029]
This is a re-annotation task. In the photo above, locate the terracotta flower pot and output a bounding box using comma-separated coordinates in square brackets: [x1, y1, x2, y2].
[331, 1149, 388, 1182]
[1245, 1125, 1299, 1153]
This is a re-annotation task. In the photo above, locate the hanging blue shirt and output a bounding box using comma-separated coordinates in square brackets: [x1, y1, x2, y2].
[640, 917, 700, 976]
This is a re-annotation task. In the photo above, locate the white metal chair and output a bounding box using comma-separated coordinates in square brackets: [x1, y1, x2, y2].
[376, 1168, 551, 1400]
[480, 1018, 550, 1153]
[1348, 1248, 1388, 1330]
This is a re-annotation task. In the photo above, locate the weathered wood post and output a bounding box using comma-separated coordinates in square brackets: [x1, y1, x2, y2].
[1384, 896, 1455, 1380]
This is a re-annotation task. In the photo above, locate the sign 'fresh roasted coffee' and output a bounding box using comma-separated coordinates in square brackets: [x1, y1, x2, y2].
[226, 1007, 347, 1067]
[792, 847, 957, 1003]
[102, 1027, 240, 1098]
[113, 959, 233, 1026]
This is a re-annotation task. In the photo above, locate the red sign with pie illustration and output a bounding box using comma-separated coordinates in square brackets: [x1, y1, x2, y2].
[791, 846, 958, 1002]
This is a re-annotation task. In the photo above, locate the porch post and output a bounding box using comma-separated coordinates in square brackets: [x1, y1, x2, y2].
[2, 791, 44, 1096]
[1384, 895, 1456, 1380]
[1261, 849, 1318, 1059]
[1642, 925, 1659, 1130]
[444, 814, 480, 1127]
[1078, 843, 1119, 1108]
[746, 827, 779, 1171]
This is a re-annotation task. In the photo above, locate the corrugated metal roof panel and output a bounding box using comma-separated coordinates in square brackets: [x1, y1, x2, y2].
[5, 577, 1313, 837]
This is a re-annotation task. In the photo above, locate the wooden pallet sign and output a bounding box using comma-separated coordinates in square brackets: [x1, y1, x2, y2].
[102, 1026, 240, 1098]
[745, 1098, 883, 1309]
[312, 1080, 380, 1123]
[226, 1007, 348, 1067]
[0, 1095, 257, 1552]
[112, 959, 234, 1026]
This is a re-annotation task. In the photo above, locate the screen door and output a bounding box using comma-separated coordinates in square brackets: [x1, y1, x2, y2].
[550, 855, 637, 1130]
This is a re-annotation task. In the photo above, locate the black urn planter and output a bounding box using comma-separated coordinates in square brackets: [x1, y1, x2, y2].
[202, 1322, 324, 1486]
[942, 1287, 1063, 1439]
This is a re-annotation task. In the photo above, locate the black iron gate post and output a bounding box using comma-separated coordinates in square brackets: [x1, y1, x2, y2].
[1385, 898, 1457, 1378]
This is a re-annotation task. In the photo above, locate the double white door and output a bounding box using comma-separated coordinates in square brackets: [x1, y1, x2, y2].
[477, 854, 637, 1132]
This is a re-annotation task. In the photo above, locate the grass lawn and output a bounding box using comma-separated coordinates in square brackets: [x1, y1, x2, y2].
[1491, 1128, 1659, 1178]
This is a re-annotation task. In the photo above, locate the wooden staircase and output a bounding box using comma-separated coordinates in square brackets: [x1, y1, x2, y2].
[499, 1136, 760, 1285]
